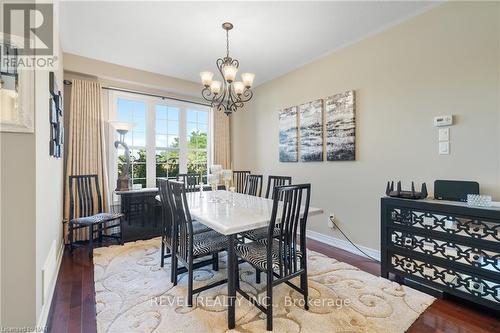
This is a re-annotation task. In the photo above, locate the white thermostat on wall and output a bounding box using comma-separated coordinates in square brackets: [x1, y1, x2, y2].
[434, 115, 453, 127]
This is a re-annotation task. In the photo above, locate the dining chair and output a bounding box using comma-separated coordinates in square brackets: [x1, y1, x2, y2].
[243, 174, 263, 197]
[177, 173, 200, 192]
[265, 175, 292, 199]
[233, 170, 250, 193]
[234, 184, 311, 331]
[241, 175, 293, 247]
[169, 180, 229, 306]
[158, 179, 212, 278]
[68, 174, 124, 258]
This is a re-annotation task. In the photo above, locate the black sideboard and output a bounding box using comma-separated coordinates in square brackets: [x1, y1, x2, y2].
[115, 188, 161, 242]
[381, 197, 499, 311]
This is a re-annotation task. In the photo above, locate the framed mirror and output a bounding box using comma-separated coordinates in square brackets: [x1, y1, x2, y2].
[0, 36, 35, 133]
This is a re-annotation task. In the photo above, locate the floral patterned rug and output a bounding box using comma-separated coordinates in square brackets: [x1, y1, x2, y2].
[94, 238, 434, 333]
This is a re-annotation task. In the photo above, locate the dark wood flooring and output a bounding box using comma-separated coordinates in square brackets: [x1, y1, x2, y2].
[47, 238, 500, 333]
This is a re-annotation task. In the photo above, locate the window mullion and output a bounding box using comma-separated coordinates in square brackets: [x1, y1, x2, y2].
[146, 101, 156, 187]
[179, 107, 188, 174]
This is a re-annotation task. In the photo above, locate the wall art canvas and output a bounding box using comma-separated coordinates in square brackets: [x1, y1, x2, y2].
[325, 90, 355, 161]
[299, 99, 323, 162]
[279, 106, 298, 162]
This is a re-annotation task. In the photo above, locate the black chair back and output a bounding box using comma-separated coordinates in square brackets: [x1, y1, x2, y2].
[268, 184, 311, 277]
[244, 174, 263, 197]
[233, 171, 250, 193]
[68, 174, 103, 220]
[158, 178, 174, 247]
[265, 175, 292, 200]
[168, 180, 194, 261]
[177, 173, 200, 192]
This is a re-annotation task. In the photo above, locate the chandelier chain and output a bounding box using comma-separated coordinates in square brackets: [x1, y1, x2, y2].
[226, 29, 230, 58]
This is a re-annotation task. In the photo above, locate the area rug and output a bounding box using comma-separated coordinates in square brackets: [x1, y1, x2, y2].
[93, 238, 434, 333]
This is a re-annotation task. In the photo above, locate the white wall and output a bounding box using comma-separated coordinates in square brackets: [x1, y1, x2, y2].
[0, 1, 64, 328]
[35, 0, 64, 324]
[231, 2, 500, 251]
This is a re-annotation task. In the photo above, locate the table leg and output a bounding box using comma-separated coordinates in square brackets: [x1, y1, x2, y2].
[227, 234, 236, 329]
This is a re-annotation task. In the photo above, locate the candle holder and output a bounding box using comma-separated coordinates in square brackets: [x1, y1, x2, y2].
[199, 181, 205, 198]
[207, 174, 218, 202]
[229, 186, 236, 206]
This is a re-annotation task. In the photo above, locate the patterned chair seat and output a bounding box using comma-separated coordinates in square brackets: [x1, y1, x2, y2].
[235, 238, 303, 271]
[240, 227, 280, 241]
[192, 230, 228, 257]
[193, 221, 211, 234]
[71, 212, 123, 225]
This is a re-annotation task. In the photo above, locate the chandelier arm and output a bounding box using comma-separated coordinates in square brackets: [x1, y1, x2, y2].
[201, 87, 214, 102]
[231, 58, 239, 69]
[239, 89, 253, 103]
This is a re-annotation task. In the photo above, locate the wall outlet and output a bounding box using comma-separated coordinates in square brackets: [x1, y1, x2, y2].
[328, 213, 336, 229]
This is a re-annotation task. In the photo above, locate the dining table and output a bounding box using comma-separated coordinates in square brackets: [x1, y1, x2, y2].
[158, 189, 324, 329]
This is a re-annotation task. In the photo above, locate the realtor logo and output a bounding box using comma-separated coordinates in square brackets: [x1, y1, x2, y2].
[3, 3, 53, 55]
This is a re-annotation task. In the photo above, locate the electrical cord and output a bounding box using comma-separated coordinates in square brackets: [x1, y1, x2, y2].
[329, 216, 380, 262]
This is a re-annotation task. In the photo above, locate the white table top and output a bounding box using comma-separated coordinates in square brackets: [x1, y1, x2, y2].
[184, 191, 323, 235]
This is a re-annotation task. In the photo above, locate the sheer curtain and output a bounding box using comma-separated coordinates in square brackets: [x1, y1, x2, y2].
[63, 79, 109, 241]
[212, 109, 231, 169]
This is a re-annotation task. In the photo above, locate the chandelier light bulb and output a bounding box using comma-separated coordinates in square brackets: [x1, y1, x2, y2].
[200, 71, 214, 87]
[210, 80, 222, 95]
[233, 81, 244, 95]
[241, 73, 255, 88]
[222, 65, 238, 83]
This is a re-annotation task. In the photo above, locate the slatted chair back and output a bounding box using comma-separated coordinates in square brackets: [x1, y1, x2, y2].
[233, 171, 250, 193]
[177, 173, 200, 192]
[168, 180, 195, 262]
[268, 184, 311, 277]
[68, 174, 103, 221]
[244, 174, 263, 197]
[265, 175, 292, 200]
[158, 178, 174, 248]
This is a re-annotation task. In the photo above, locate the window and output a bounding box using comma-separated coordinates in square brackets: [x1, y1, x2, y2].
[116, 98, 147, 187]
[155, 105, 180, 181]
[186, 109, 209, 182]
[109, 92, 211, 197]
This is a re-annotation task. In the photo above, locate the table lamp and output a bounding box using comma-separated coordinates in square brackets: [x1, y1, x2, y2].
[109, 121, 136, 191]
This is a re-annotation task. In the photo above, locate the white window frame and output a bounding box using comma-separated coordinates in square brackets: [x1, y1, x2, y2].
[108, 91, 212, 202]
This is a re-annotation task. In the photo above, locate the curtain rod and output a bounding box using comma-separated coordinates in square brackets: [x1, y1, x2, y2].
[63, 79, 210, 107]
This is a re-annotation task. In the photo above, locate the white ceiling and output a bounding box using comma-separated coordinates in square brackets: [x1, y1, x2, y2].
[60, 1, 439, 86]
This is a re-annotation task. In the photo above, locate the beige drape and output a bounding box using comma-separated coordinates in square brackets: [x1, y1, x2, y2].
[213, 110, 231, 169]
[63, 79, 109, 242]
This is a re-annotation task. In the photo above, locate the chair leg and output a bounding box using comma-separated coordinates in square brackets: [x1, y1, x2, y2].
[255, 268, 261, 284]
[69, 222, 74, 253]
[301, 270, 309, 311]
[88, 225, 94, 258]
[98, 223, 103, 246]
[266, 269, 273, 331]
[172, 256, 178, 285]
[188, 260, 194, 307]
[119, 217, 124, 245]
[235, 259, 240, 289]
[160, 240, 165, 268]
[212, 253, 219, 271]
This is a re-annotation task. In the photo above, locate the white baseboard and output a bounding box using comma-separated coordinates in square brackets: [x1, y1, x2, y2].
[36, 241, 64, 331]
[306, 230, 381, 261]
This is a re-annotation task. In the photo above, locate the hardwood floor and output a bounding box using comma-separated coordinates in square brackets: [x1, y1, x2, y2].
[47, 238, 499, 333]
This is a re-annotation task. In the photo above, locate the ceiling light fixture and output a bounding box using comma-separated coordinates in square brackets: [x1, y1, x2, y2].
[200, 22, 255, 116]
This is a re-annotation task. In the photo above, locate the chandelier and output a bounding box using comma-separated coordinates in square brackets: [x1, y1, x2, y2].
[200, 22, 255, 116]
